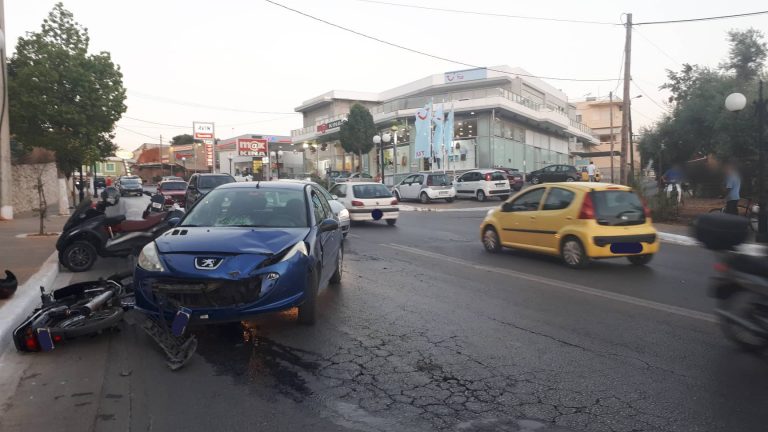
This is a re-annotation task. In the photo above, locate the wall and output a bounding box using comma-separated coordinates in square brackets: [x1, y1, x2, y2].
[11, 162, 59, 215]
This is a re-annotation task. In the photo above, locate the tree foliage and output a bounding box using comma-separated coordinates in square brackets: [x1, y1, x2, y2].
[640, 28, 766, 181]
[171, 134, 196, 145]
[339, 104, 376, 170]
[8, 3, 126, 176]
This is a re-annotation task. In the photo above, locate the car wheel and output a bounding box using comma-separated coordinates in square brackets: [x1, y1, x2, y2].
[393, 190, 401, 201]
[566, 177, 575, 182]
[482, 227, 501, 253]
[297, 271, 319, 325]
[476, 190, 486, 202]
[420, 192, 431, 204]
[61, 240, 98, 272]
[561, 237, 589, 269]
[627, 254, 653, 266]
[330, 246, 343, 284]
[531, 176, 541, 185]
[445, 197, 454, 203]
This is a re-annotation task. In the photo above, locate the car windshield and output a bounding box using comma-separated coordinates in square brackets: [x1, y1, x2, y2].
[121, 178, 139, 185]
[199, 176, 234, 189]
[181, 188, 308, 228]
[160, 181, 186, 191]
[352, 184, 392, 198]
[591, 191, 646, 226]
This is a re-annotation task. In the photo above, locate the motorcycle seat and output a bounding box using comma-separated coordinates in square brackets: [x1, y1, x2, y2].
[104, 215, 126, 226]
[115, 212, 164, 232]
[728, 254, 768, 278]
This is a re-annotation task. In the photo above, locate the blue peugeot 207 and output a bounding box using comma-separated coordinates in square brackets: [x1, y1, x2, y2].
[133, 181, 343, 325]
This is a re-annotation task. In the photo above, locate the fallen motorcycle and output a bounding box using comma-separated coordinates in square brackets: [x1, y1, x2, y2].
[693, 212, 768, 352]
[57, 187, 183, 272]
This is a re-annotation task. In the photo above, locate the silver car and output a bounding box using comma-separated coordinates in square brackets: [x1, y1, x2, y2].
[278, 179, 350, 238]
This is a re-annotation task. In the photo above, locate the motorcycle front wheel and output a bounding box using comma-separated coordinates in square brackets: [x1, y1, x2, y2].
[719, 290, 768, 352]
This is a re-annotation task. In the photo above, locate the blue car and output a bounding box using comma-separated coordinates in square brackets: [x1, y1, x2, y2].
[134, 181, 343, 325]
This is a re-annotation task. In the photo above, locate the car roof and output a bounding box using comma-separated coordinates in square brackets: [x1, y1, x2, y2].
[196, 173, 234, 177]
[528, 182, 632, 192]
[217, 181, 307, 191]
[345, 181, 385, 186]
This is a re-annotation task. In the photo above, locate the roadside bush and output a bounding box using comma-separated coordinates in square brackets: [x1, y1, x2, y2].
[647, 193, 678, 222]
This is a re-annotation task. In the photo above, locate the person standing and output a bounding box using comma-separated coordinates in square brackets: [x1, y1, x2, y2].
[724, 162, 741, 215]
[587, 161, 596, 182]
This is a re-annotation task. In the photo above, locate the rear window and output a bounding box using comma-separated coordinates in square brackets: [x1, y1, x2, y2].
[160, 181, 187, 191]
[427, 174, 450, 186]
[352, 184, 392, 199]
[489, 172, 506, 181]
[592, 191, 646, 226]
[199, 175, 234, 189]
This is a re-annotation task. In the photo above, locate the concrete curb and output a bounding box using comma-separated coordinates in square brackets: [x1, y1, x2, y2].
[0, 252, 60, 357]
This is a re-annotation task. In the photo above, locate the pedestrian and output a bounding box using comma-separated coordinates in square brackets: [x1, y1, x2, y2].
[723, 162, 741, 215]
[105, 176, 113, 187]
[587, 161, 596, 182]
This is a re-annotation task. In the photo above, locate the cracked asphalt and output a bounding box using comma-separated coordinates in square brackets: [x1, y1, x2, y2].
[1, 201, 767, 432]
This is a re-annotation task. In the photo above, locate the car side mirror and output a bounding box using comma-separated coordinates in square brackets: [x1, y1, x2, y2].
[167, 217, 181, 227]
[331, 194, 338, 200]
[319, 218, 339, 232]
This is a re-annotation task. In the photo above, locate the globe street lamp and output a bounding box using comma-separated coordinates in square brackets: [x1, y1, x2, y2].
[726, 81, 767, 241]
[372, 132, 391, 184]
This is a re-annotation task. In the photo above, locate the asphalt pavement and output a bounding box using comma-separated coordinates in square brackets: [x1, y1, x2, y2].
[1, 198, 766, 432]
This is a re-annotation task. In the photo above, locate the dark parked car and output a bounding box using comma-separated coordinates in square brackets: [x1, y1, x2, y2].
[157, 180, 188, 207]
[495, 168, 524, 191]
[134, 181, 343, 325]
[117, 176, 143, 196]
[75, 176, 106, 190]
[527, 164, 579, 185]
[184, 173, 236, 208]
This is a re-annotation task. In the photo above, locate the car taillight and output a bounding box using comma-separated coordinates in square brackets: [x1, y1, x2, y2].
[53, 335, 63, 343]
[24, 328, 39, 351]
[578, 193, 595, 219]
[351, 200, 364, 207]
[641, 197, 652, 218]
[485, 173, 492, 181]
[391, 199, 398, 205]
[713, 262, 729, 273]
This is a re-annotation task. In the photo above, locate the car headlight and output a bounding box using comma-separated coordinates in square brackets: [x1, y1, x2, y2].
[137, 242, 165, 272]
[486, 208, 496, 218]
[279, 241, 308, 263]
[338, 208, 350, 220]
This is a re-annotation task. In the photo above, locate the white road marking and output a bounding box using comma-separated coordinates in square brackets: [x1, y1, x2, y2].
[383, 243, 717, 324]
[347, 233, 361, 239]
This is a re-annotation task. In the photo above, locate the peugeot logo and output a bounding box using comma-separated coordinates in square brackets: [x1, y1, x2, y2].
[195, 257, 223, 270]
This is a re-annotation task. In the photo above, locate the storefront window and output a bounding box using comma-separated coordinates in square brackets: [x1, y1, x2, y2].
[455, 118, 477, 139]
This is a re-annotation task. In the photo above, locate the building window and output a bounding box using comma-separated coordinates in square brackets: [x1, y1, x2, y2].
[455, 117, 477, 139]
[106, 163, 116, 172]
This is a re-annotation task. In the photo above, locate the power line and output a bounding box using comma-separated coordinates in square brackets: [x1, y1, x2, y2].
[115, 125, 161, 141]
[611, 50, 625, 95]
[265, 0, 620, 82]
[630, 80, 667, 111]
[633, 27, 680, 65]
[128, 91, 299, 115]
[635, 9, 768, 25]
[218, 115, 298, 127]
[122, 115, 188, 128]
[354, 0, 618, 25]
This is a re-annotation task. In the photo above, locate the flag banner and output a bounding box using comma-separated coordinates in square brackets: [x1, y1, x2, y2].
[432, 105, 444, 157]
[414, 105, 431, 158]
[443, 107, 454, 155]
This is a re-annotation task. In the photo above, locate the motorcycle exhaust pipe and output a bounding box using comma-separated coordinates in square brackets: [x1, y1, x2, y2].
[715, 308, 768, 337]
[82, 290, 114, 314]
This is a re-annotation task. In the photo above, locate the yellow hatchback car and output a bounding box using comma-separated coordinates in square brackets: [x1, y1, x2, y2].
[480, 182, 659, 268]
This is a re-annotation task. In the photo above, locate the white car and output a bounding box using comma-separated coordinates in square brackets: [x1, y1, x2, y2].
[330, 181, 399, 226]
[278, 179, 350, 237]
[393, 172, 455, 204]
[454, 169, 511, 201]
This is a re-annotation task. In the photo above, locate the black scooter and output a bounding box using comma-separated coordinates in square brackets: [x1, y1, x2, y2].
[56, 187, 183, 272]
[694, 213, 768, 351]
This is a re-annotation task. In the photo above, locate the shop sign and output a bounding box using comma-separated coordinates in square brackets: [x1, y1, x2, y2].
[444, 68, 487, 83]
[238, 138, 268, 156]
[316, 119, 346, 134]
[193, 122, 215, 139]
[205, 143, 213, 166]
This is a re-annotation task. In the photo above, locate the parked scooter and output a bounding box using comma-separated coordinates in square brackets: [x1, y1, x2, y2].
[693, 212, 768, 351]
[56, 187, 183, 272]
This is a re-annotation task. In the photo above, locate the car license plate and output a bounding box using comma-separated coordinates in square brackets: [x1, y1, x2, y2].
[439, 191, 448, 195]
[37, 328, 55, 352]
[495, 183, 505, 187]
[171, 307, 192, 336]
[610, 243, 642, 254]
[151, 202, 162, 209]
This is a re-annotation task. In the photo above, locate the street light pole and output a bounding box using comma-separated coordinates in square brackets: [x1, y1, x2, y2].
[182, 157, 187, 180]
[228, 155, 233, 175]
[372, 133, 391, 184]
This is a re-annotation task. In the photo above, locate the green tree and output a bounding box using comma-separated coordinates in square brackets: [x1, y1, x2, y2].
[8, 3, 126, 178]
[720, 28, 767, 81]
[171, 134, 196, 145]
[339, 104, 376, 172]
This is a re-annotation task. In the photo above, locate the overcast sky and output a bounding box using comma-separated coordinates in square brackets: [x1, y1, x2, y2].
[6, 0, 768, 152]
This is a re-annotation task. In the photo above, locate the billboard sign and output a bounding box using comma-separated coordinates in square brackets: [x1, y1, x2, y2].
[316, 119, 346, 134]
[193, 122, 215, 140]
[237, 138, 268, 157]
[444, 68, 487, 84]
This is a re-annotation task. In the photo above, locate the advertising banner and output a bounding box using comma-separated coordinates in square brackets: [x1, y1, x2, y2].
[238, 138, 268, 156]
[193, 122, 215, 140]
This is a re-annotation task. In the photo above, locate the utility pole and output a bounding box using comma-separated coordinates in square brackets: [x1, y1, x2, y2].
[609, 91, 615, 183]
[629, 102, 635, 178]
[620, 12, 633, 185]
[0, 0, 13, 219]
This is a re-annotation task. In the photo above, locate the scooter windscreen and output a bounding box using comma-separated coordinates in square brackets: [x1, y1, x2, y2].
[101, 186, 121, 207]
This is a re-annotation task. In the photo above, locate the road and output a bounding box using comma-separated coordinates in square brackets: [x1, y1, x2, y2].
[1, 195, 767, 432]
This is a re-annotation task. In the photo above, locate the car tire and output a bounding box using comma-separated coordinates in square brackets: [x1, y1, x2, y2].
[330, 246, 343, 284]
[445, 197, 454, 203]
[561, 237, 589, 269]
[386, 218, 397, 226]
[531, 176, 541, 185]
[627, 254, 653, 266]
[482, 226, 501, 253]
[297, 271, 319, 325]
[61, 240, 98, 273]
[393, 190, 401, 201]
[476, 190, 486, 202]
[420, 192, 431, 204]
